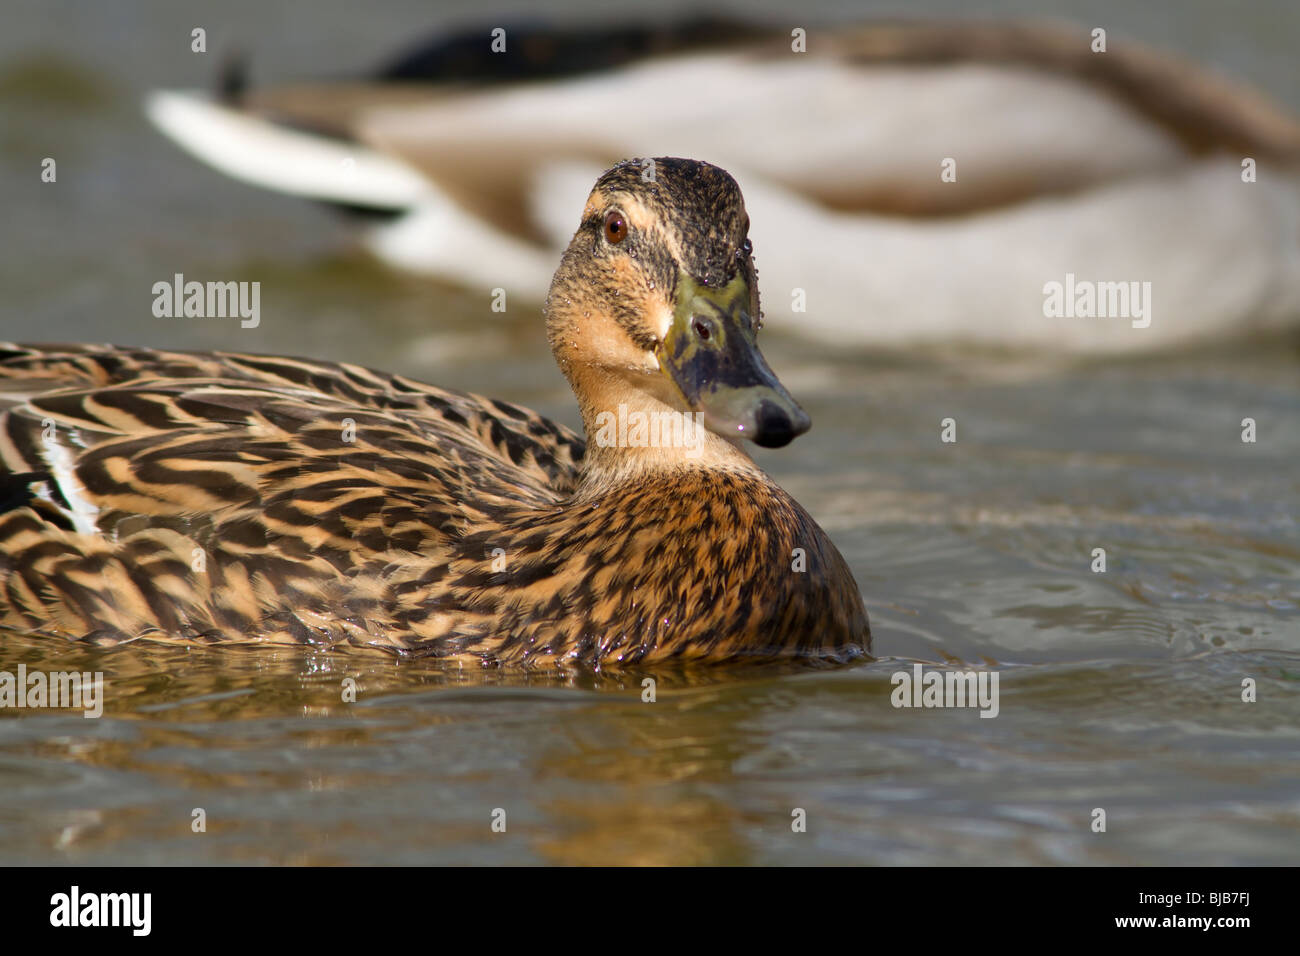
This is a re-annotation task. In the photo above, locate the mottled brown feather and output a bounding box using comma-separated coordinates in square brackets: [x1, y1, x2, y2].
[0, 160, 870, 666]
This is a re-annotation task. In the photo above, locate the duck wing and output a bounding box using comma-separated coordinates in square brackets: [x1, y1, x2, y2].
[0, 343, 584, 644]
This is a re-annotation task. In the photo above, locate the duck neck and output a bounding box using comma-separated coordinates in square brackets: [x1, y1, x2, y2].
[569, 365, 761, 495]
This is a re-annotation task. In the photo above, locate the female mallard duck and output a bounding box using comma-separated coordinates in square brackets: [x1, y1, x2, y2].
[145, 17, 1300, 352]
[0, 158, 870, 667]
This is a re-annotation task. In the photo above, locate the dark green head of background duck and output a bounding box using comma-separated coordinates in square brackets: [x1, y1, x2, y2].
[545, 157, 810, 452]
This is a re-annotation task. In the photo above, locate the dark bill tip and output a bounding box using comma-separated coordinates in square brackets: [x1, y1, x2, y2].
[750, 399, 812, 448]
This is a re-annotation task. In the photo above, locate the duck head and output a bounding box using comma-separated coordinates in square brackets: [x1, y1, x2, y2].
[545, 158, 810, 458]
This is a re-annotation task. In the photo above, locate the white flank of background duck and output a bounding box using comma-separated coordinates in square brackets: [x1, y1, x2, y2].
[145, 19, 1300, 352]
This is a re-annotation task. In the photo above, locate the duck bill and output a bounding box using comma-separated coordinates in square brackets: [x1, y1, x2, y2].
[658, 273, 811, 448]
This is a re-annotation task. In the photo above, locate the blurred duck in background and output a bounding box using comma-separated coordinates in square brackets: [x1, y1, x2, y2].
[146, 17, 1300, 352]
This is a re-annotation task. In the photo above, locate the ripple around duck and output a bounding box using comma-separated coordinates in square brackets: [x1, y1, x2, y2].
[3, 646, 1296, 865]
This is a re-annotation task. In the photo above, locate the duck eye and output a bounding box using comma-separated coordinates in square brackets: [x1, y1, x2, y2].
[692, 318, 713, 341]
[603, 211, 628, 245]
